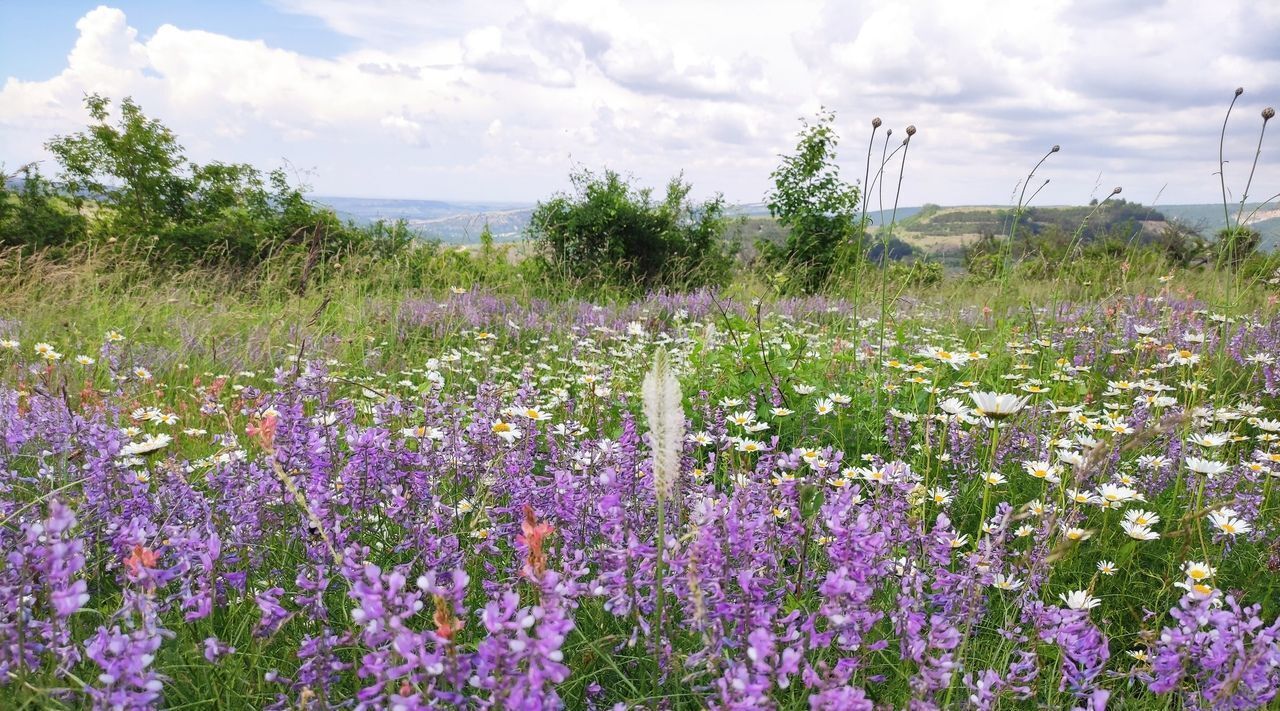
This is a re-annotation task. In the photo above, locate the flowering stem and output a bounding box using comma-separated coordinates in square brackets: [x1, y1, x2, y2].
[978, 425, 1000, 541]
[652, 496, 666, 706]
[1221, 89, 1243, 230]
[978, 484, 992, 543]
[1169, 464, 1185, 520]
[1193, 474, 1211, 561]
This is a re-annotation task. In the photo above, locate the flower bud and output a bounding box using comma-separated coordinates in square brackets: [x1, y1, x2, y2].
[872, 117, 882, 128]
[1264, 107, 1275, 121]
[905, 125, 917, 136]
[1235, 87, 1245, 97]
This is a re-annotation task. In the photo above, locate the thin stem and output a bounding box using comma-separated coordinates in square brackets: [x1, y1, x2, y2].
[1016, 150, 1056, 212]
[1220, 89, 1243, 231]
[1024, 178, 1051, 210]
[1001, 145, 1058, 290]
[1240, 190, 1280, 225]
[1192, 474, 1211, 561]
[1053, 188, 1121, 292]
[878, 134, 912, 380]
[859, 123, 880, 234]
[651, 497, 666, 706]
[872, 130, 892, 384]
[854, 121, 881, 325]
[978, 424, 1000, 542]
[1235, 117, 1271, 228]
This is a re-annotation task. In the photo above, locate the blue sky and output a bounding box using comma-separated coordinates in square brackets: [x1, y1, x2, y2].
[1, 1, 1279, 205]
[0, 2, 352, 79]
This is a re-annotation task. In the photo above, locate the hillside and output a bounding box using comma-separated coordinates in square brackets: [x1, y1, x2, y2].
[316, 196, 1280, 253]
[1157, 203, 1280, 250]
[318, 196, 534, 243]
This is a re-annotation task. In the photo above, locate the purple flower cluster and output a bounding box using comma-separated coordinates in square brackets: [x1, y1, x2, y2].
[2, 290, 1279, 708]
[1147, 592, 1280, 709]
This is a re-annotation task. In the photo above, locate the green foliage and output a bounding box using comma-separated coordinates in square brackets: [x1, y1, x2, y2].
[831, 258, 943, 290]
[961, 233, 1005, 279]
[1147, 220, 1212, 267]
[46, 94, 191, 232]
[1214, 225, 1262, 271]
[38, 94, 412, 275]
[0, 164, 88, 253]
[527, 167, 732, 290]
[901, 200, 1165, 246]
[865, 232, 915, 263]
[959, 202, 1234, 282]
[9, 95, 1273, 298]
[1019, 198, 1159, 242]
[763, 109, 862, 293]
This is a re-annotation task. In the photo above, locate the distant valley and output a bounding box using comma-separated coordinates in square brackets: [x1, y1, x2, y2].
[317, 195, 1280, 252]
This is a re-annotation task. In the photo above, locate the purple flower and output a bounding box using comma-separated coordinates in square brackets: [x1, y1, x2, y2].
[203, 635, 234, 663]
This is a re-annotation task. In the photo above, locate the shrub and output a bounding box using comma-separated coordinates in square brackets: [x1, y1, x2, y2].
[762, 109, 862, 293]
[0, 165, 88, 253]
[886, 259, 943, 287]
[962, 233, 1004, 279]
[527, 167, 732, 290]
[35, 94, 413, 277]
[1214, 225, 1262, 271]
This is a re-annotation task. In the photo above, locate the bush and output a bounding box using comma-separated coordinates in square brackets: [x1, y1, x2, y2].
[762, 109, 862, 293]
[28, 94, 414, 278]
[962, 233, 1005, 279]
[0, 165, 88, 254]
[1149, 220, 1211, 267]
[527, 167, 732, 290]
[1214, 225, 1261, 271]
[878, 259, 943, 288]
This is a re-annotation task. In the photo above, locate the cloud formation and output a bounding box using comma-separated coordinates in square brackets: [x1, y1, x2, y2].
[2, 1, 1279, 205]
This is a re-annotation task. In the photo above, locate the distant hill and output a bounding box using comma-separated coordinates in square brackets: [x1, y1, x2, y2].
[316, 196, 534, 243]
[1156, 204, 1280, 251]
[315, 196, 1277, 252]
[885, 201, 1280, 257]
[727, 201, 924, 224]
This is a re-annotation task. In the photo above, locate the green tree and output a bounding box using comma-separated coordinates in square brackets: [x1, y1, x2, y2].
[528, 167, 731, 289]
[39, 94, 412, 273]
[1215, 225, 1261, 271]
[0, 164, 88, 252]
[763, 108, 862, 292]
[46, 94, 192, 232]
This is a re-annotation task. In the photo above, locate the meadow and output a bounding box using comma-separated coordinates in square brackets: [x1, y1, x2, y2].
[5, 90, 1280, 709]
[2, 248, 1280, 710]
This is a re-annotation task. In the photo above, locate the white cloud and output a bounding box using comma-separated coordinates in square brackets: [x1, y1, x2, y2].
[1, 1, 1278, 206]
[380, 114, 427, 146]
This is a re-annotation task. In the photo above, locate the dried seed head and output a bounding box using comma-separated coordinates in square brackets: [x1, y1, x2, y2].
[905, 125, 917, 136]
[1051, 145, 1061, 153]
[1235, 87, 1245, 97]
[1111, 186, 1123, 195]
[1264, 107, 1275, 121]
[872, 117, 882, 128]
[886, 129, 893, 137]
[641, 348, 685, 502]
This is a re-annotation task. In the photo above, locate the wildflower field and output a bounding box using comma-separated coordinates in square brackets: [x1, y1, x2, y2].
[3, 273, 1280, 711]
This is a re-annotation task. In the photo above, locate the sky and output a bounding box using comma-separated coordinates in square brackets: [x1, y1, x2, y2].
[2, 1, 1280, 207]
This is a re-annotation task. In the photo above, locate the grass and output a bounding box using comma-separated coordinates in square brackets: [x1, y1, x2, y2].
[3, 244, 1280, 707]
